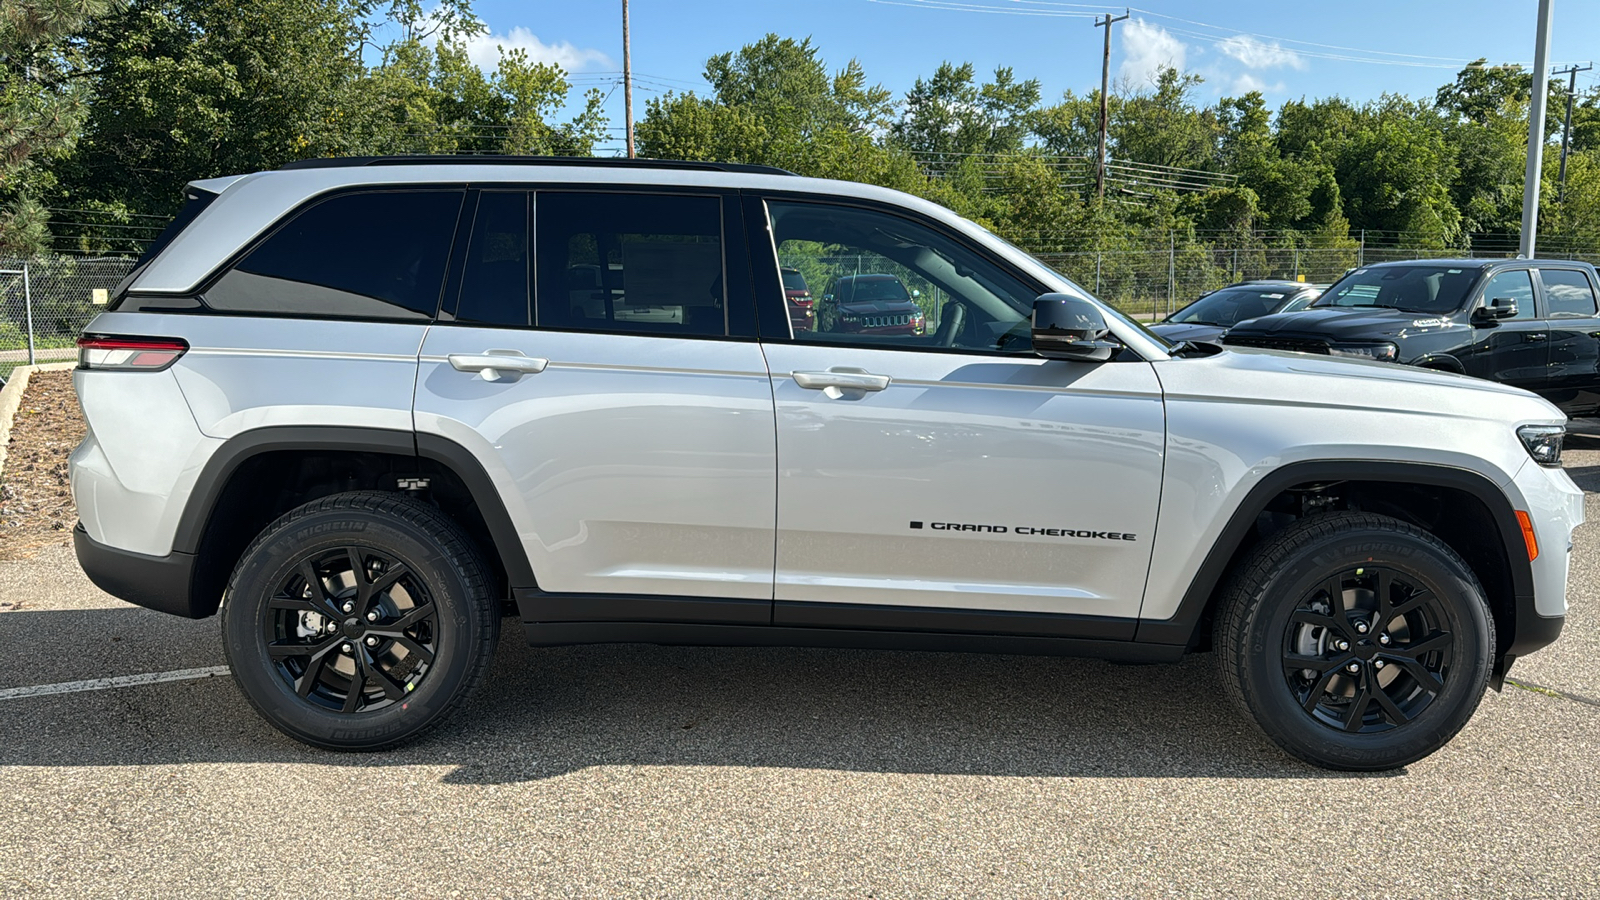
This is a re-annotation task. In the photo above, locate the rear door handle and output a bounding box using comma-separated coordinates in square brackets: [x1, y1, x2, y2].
[791, 368, 892, 392]
[1524, 333, 1548, 343]
[448, 349, 549, 382]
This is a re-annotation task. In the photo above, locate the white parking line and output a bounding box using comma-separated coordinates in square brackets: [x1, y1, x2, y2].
[0, 666, 230, 701]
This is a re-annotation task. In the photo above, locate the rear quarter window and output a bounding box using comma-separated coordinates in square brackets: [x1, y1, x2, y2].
[202, 190, 465, 320]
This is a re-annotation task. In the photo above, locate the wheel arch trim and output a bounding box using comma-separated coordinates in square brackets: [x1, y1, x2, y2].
[174, 426, 537, 595]
[1136, 460, 1540, 653]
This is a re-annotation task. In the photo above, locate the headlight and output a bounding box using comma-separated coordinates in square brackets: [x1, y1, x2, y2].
[1517, 425, 1564, 467]
[1326, 341, 1399, 362]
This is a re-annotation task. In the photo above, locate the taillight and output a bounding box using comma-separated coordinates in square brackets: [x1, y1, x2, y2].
[77, 335, 188, 371]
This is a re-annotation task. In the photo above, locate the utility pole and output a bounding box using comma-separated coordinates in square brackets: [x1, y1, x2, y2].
[1094, 10, 1129, 201]
[623, 0, 635, 158]
[1555, 62, 1592, 205]
[1519, 0, 1554, 258]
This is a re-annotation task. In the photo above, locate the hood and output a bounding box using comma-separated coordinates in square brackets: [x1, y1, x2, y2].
[838, 298, 919, 315]
[1226, 306, 1460, 341]
[1179, 344, 1561, 421]
[1150, 321, 1229, 343]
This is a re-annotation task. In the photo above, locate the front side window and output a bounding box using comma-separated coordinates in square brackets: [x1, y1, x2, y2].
[1313, 265, 1481, 315]
[205, 190, 464, 320]
[765, 200, 1037, 352]
[534, 192, 726, 337]
[1540, 269, 1599, 319]
[1479, 269, 1535, 320]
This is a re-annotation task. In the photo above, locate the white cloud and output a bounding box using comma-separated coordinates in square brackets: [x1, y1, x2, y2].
[1230, 72, 1286, 95]
[1217, 35, 1306, 71]
[461, 26, 613, 73]
[1119, 19, 1187, 86]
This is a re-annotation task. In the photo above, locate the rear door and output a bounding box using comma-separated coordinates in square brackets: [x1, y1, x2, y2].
[412, 188, 777, 613]
[1538, 267, 1600, 415]
[1461, 268, 1548, 394]
[751, 195, 1165, 629]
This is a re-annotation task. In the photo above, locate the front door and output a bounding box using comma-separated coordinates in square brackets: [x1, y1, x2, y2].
[1461, 268, 1548, 394]
[413, 188, 777, 605]
[753, 197, 1165, 624]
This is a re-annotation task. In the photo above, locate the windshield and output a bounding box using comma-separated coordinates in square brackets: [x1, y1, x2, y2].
[1312, 265, 1481, 314]
[1168, 287, 1301, 327]
[840, 277, 910, 303]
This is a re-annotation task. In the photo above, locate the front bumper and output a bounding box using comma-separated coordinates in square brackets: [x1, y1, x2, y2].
[73, 523, 207, 618]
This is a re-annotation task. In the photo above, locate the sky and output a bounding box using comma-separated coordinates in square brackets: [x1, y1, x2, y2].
[455, 0, 1600, 156]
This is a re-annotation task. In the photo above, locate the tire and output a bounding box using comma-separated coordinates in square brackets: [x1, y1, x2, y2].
[220, 491, 500, 750]
[1216, 511, 1494, 771]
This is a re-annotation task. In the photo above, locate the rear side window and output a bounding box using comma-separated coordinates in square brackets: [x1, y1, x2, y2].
[204, 190, 464, 320]
[534, 192, 726, 337]
[454, 191, 530, 327]
[1540, 269, 1598, 318]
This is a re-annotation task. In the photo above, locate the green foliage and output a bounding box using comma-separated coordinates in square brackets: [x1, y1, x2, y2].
[1, 0, 118, 254]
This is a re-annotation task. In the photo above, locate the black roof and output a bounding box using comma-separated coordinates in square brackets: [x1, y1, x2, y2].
[277, 155, 797, 177]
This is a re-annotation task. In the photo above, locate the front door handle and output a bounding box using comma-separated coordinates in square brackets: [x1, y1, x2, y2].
[791, 368, 892, 392]
[448, 349, 549, 382]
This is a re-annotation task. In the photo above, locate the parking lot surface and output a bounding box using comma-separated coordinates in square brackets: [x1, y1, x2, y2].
[3, 448, 1599, 897]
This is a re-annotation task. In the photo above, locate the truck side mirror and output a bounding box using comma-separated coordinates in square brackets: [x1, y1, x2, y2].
[1472, 297, 1518, 323]
[1032, 294, 1115, 362]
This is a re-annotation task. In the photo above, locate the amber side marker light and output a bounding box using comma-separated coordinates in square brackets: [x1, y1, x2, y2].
[1515, 510, 1539, 561]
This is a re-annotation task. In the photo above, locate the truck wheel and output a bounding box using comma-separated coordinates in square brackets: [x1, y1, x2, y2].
[1216, 511, 1493, 771]
[220, 491, 500, 750]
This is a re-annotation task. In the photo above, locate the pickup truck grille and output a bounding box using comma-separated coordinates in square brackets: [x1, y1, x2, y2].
[1224, 336, 1331, 354]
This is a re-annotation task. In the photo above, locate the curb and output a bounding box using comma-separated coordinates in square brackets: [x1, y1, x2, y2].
[0, 362, 77, 483]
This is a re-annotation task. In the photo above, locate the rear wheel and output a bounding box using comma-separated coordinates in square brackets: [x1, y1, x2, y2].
[1216, 512, 1493, 771]
[221, 491, 499, 750]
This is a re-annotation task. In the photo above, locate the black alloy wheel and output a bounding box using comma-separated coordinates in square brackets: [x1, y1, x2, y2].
[1281, 566, 1453, 734]
[223, 491, 499, 750]
[1217, 511, 1493, 771]
[266, 546, 440, 714]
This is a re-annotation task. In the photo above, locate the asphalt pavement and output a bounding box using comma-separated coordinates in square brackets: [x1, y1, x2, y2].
[2, 457, 1598, 897]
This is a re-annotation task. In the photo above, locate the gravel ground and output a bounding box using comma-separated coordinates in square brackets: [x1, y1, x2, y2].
[0, 371, 84, 560]
[0, 402, 1595, 896]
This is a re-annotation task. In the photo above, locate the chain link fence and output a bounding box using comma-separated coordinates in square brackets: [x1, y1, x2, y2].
[1, 257, 138, 382]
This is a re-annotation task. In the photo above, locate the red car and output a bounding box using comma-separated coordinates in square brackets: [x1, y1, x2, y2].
[781, 266, 814, 333]
[826, 274, 926, 335]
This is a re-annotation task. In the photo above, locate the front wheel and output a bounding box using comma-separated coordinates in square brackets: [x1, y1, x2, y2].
[1216, 512, 1494, 771]
[221, 491, 500, 750]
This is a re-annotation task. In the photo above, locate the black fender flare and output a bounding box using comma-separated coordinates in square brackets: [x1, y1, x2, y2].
[1135, 460, 1549, 660]
[177, 426, 537, 596]
[1411, 354, 1465, 373]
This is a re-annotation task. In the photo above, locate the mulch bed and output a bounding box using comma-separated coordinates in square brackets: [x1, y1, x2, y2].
[1, 371, 85, 559]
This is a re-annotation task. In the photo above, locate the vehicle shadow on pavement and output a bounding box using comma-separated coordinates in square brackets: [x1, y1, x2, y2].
[0, 607, 1394, 781]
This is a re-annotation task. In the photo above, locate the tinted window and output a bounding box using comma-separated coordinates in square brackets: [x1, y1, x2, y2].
[1169, 287, 1301, 327]
[781, 268, 809, 292]
[534, 192, 726, 337]
[455, 192, 530, 327]
[1313, 265, 1480, 314]
[1541, 269, 1598, 318]
[205, 190, 463, 320]
[1480, 269, 1535, 320]
[767, 200, 1037, 351]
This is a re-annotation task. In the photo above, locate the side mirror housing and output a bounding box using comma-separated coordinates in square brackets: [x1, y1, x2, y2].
[1472, 297, 1518, 323]
[1032, 294, 1115, 362]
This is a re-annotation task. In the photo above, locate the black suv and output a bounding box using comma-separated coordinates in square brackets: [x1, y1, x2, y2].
[1224, 259, 1600, 415]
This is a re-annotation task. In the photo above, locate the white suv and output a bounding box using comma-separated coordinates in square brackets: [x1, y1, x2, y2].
[70, 157, 1581, 770]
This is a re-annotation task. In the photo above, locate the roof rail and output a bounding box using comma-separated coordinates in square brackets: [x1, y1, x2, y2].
[277, 155, 797, 177]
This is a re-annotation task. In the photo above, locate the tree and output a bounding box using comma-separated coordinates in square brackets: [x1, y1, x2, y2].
[891, 62, 1041, 169]
[1, 0, 117, 254]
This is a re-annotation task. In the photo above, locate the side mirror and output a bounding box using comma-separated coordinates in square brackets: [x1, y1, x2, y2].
[1032, 294, 1115, 362]
[1472, 297, 1518, 323]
